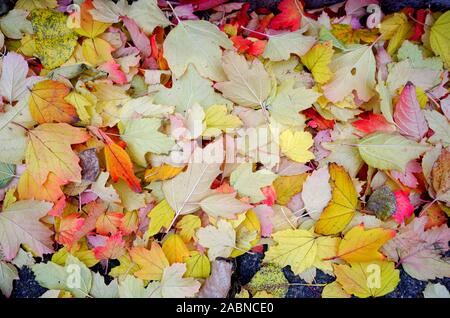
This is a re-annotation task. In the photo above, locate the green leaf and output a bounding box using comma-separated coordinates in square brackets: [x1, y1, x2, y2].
[323, 44, 376, 103]
[163, 20, 232, 81]
[230, 163, 277, 203]
[319, 26, 347, 51]
[90, 272, 119, 298]
[262, 30, 316, 61]
[321, 123, 363, 177]
[430, 11, 450, 66]
[386, 59, 441, 94]
[154, 65, 230, 114]
[216, 50, 272, 108]
[0, 98, 35, 164]
[0, 162, 15, 188]
[0, 9, 33, 39]
[30, 9, 78, 69]
[398, 41, 443, 70]
[32, 255, 92, 298]
[376, 73, 394, 123]
[357, 132, 429, 172]
[424, 110, 450, 146]
[119, 118, 175, 167]
[269, 79, 320, 126]
[0, 261, 18, 298]
[128, 0, 170, 34]
[118, 275, 154, 298]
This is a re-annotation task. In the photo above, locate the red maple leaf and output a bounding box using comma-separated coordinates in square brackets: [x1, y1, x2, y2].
[270, 0, 303, 32]
[392, 190, 414, 224]
[352, 113, 395, 134]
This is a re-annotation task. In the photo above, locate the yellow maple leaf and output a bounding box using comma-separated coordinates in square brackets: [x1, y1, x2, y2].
[315, 163, 358, 235]
[322, 281, 351, 298]
[144, 199, 175, 238]
[203, 104, 242, 136]
[264, 228, 338, 275]
[130, 243, 169, 281]
[230, 210, 261, 257]
[380, 13, 413, 55]
[176, 215, 201, 243]
[301, 41, 334, 84]
[64, 91, 91, 123]
[337, 224, 396, 262]
[279, 129, 315, 163]
[331, 24, 378, 45]
[184, 251, 211, 279]
[109, 254, 138, 278]
[333, 261, 400, 298]
[74, 0, 110, 38]
[162, 234, 190, 264]
[82, 37, 113, 66]
[51, 245, 98, 268]
[314, 236, 341, 272]
[430, 11, 450, 67]
[273, 173, 309, 205]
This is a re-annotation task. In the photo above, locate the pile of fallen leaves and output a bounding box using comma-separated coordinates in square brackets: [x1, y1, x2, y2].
[0, 0, 449, 299]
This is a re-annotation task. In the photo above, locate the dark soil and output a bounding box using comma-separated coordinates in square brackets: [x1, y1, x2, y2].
[11, 267, 48, 299]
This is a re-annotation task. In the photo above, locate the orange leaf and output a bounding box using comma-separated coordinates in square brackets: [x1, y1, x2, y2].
[144, 164, 184, 182]
[119, 211, 139, 235]
[75, 0, 110, 38]
[130, 242, 169, 281]
[93, 232, 126, 260]
[18, 171, 64, 203]
[26, 123, 90, 185]
[29, 80, 79, 124]
[90, 127, 142, 193]
[105, 142, 142, 193]
[95, 211, 123, 236]
[336, 224, 396, 262]
[73, 201, 106, 243]
[55, 213, 85, 246]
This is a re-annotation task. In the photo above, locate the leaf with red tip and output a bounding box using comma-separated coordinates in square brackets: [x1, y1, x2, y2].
[29, 80, 79, 124]
[394, 82, 428, 140]
[18, 171, 64, 203]
[55, 214, 85, 246]
[96, 211, 124, 236]
[94, 232, 126, 260]
[105, 142, 142, 193]
[99, 61, 127, 84]
[73, 201, 106, 243]
[47, 196, 67, 217]
[26, 124, 90, 185]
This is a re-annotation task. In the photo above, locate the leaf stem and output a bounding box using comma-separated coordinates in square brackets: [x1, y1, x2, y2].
[10, 121, 29, 132]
